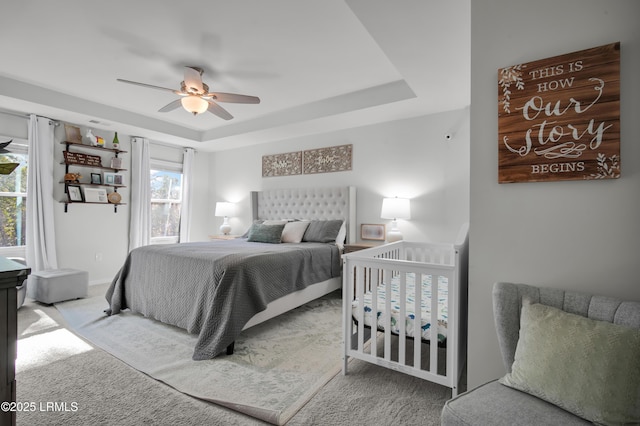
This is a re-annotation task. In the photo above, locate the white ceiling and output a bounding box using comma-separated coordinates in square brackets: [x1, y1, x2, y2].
[0, 0, 469, 152]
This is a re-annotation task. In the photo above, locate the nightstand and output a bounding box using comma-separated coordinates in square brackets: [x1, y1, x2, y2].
[343, 243, 376, 253]
[208, 235, 239, 240]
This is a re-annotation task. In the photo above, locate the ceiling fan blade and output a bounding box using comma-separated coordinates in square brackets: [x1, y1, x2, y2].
[206, 100, 233, 120]
[158, 99, 182, 113]
[117, 79, 182, 95]
[207, 92, 260, 104]
[184, 66, 204, 94]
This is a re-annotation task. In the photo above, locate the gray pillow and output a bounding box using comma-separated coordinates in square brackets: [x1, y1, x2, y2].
[241, 220, 264, 238]
[302, 220, 343, 243]
[499, 301, 640, 425]
[247, 223, 285, 244]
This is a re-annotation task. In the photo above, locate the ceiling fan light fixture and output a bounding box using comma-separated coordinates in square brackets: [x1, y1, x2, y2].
[181, 95, 208, 115]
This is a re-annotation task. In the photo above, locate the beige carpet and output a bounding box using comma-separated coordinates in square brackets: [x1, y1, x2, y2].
[54, 288, 345, 425]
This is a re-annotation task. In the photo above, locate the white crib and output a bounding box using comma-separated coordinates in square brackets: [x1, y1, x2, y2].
[342, 224, 469, 396]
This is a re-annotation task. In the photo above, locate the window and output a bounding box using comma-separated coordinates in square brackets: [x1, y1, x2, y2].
[0, 149, 27, 248]
[150, 160, 183, 244]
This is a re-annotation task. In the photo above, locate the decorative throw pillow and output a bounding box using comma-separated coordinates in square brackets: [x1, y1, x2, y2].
[302, 220, 344, 243]
[281, 221, 310, 243]
[241, 220, 264, 238]
[499, 301, 640, 425]
[246, 223, 285, 244]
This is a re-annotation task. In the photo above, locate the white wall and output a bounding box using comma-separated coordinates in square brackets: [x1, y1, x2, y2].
[209, 108, 470, 244]
[469, 0, 640, 389]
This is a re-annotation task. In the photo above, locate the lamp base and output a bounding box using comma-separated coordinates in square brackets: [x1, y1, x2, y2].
[219, 218, 231, 235]
[386, 220, 403, 242]
[386, 230, 403, 242]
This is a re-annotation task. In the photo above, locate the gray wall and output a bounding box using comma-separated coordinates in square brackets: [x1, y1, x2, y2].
[469, 0, 640, 389]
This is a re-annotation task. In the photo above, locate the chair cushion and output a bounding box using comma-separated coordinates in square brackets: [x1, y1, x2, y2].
[499, 301, 640, 425]
[441, 380, 591, 426]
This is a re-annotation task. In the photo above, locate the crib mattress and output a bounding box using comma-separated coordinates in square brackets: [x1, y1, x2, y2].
[351, 273, 448, 343]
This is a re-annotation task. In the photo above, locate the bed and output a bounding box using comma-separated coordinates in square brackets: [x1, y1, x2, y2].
[342, 223, 468, 396]
[106, 186, 356, 360]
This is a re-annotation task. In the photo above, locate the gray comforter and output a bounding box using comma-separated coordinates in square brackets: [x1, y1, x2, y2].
[105, 239, 341, 360]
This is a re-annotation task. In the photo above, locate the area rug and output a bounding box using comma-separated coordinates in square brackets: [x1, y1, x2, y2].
[55, 290, 344, 425]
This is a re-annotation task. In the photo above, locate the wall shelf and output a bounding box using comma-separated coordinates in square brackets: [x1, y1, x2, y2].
[61, 140, 127, 213]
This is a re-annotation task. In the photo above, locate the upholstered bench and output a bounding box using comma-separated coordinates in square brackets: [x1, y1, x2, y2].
[28, 269, 88, 304]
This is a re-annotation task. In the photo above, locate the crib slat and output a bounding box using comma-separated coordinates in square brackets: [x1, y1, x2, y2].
[430, 274, 439, 374]
[414, 272, 422, 369]
[371, 267, 379, 357]
[398, 271, 407, 366]
[356, 265, 365, 353]
[383, 268, 392, 361]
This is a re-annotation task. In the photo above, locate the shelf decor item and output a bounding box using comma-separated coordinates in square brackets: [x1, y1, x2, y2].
[64, 124, 82, 144]
[84, 188, 108, 203]
[110, 157, 122, 169]
[64, 172, 82, 183]
[67, 185, 84, 202]
[103, 172, 124, 185]
[63, 151, 102, 167]
[112, 132, 119, 149]
[107, 191, 122, 204]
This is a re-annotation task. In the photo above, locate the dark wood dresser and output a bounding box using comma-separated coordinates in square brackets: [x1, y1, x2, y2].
[0, 257, 30, 426]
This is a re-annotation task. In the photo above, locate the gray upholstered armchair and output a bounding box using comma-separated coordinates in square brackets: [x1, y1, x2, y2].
[441, 282, 640, 425]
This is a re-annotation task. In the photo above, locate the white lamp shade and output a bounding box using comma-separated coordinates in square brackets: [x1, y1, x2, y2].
[181, 95, 209, 115]
[380, 197, 411, 220]
[215, 202, 235, 217]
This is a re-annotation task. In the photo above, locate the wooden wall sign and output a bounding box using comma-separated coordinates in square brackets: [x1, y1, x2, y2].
[498, 42, 620, 183]
[302, 144, 352, 174]
[262, 151, 302, 177]
[63, 151, 102, 167]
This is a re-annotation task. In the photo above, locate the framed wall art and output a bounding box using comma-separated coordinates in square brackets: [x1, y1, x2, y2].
[498, 42, 620, 183]
[361, 223, 385, 241]
[67, 185, 83, 202]
[64, 124, 82, 144]
[83, 187, 108, 203]
[262, 151, 302, 177]
[103, 172, 124, 186]
[303, 144, 352, 174]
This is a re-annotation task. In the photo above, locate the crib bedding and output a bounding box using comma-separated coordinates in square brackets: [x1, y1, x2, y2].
[351, 273, 449, 343]
[106, 238, 341, 360]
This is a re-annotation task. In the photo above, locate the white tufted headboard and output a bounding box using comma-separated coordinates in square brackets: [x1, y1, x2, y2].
[250, 186, 356, 244]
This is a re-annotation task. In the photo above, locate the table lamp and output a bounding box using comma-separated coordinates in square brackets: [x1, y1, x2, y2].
[215, 202, 235, 235]
[380, 197, 411, 242]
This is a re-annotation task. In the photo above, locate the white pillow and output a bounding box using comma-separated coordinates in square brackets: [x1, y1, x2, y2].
[335, 220, 347, 249]
[262, 219, 289, 225]
[281, 221, 310, 243]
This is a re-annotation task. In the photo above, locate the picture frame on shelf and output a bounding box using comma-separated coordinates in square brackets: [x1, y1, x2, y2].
[103, 172, 124, 186]
[90, 173, 102, 184]
[67, 185, 84, 202]
[64, 124, 82, 144]
[110, 157, 123, 169]
[84, 187, 108, 203]
[361, 224, 385, 241]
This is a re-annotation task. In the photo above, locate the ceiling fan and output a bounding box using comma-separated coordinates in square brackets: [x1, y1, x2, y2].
[117, 66, 260, 120]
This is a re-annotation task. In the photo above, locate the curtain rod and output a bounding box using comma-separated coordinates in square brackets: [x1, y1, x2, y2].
[0, 109, 60, 125]
[132, 136, 196, 153]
